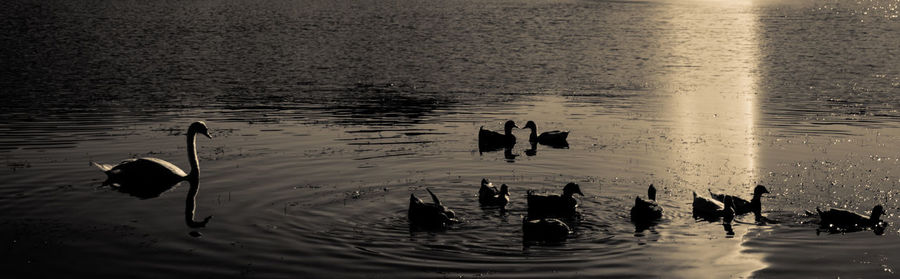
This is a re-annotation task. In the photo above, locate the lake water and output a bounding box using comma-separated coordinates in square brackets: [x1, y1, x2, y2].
[2, 0, 900, 277]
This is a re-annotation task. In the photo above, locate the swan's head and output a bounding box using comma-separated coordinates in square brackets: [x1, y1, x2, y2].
[523, 121, 537, 131]
[189, 121, 212, 139]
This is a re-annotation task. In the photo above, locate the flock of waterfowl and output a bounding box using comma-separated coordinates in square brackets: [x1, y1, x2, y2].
[91, 121, 891, 242]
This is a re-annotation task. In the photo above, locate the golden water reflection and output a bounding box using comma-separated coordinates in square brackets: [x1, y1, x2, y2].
[655, 0, 763, 276]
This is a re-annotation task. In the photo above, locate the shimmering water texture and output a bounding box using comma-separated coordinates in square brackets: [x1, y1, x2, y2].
[3, 0, 900, 278]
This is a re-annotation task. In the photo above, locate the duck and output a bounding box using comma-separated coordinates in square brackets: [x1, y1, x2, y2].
[692, 191, 728, 220]
[91, 121, 211, 199]
[478, 178, 510, 207]
[631, 184, 663, 223]
[526, 182, 584, 219]
[722, 196, 736, 235]
[709, 185, 770, 219]
[478, 120, 517, 150]
[816, 205, 887, 233]
[522, 217, 571, 243]
[522, 121, 569, 148]
[408, 188, 458, 230]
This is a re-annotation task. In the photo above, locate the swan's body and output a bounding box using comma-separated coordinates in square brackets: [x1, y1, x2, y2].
[409, 188, 458, 231]
[523, 121, 569, 148]
[478, 178, 510, 207]
[816, 205, 887, 234]
[92, 121, 211, 199]
[478, 120, 517, 151]
[527, 183, 584, 219]
[631, 184, 662, 223]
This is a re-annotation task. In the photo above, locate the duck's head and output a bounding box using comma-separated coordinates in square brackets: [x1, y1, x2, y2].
[563, 182, 584, 197]
[481, 178, 491, 187]
[872, 205, 886, 220]
[499, 184, 510, 196]
[189, 121, 212, 139]
[753, 185, 770, 197]
[504, 120, 519, 133]
[523, 121, 537, 131]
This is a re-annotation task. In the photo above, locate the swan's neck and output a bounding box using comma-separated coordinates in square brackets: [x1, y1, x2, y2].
[528, 127, 538, 141]
[186, 131, 199, 179]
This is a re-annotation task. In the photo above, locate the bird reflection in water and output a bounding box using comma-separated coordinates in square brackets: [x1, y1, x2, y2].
[185, 177, 213, 230]
[91, 121, 213, 233]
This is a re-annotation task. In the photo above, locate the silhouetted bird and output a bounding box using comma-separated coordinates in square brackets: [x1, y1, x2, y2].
[478, 178, 510, 208]
[522, 217, 571, 243]
[816, 205, 887, 234]
[709, 185, 769, 221]
[522, 121, 569, 148]
[527, 183, 584, 219]
[92, 121, 212, 199]
[692, 191, 727, 221]
[722, 196, 736, 235]
[409, 188, 458, 230]
[631, 184, 663, 223]
[479, 120, 517, 150]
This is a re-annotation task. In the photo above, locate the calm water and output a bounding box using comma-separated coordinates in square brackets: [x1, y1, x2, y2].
[2, 0, 900, 277]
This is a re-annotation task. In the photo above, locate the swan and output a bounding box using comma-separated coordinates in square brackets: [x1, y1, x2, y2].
[526, 182, 584, 219]
[92, 121, 211, 199]
[522, 121, 569, 147]
[631, 184, 662, 223]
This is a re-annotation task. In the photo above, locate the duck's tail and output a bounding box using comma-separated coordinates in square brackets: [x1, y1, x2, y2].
[91, 162, 114, 172]
[426, 188, 442, 205]
[410, 193, 423, 206]
[816, 207, 823, 215]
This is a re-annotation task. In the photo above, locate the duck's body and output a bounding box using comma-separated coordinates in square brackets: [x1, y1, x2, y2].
[92, 121, 211, 199]
[816, 205, 886, 233]
[527, 183, 584, 219]
[523, 217, 571, 243]
[692, 191, 727, 220]
[722, 197, 736, 235]
[478, 120, 517, 150]
[478, 178, 510, 207]
[631, 184, 662, 223]
[709, 185, 769, 218]
[523, 121, 569, 148]
[409, 188, 458, 231]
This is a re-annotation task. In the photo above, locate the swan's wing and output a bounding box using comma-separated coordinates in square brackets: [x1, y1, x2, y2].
[133, 157, 188, 177]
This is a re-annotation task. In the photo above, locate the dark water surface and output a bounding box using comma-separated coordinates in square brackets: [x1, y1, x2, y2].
[2, 0, 900, 277]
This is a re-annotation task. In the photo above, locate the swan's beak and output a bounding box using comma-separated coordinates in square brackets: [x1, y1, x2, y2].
[203, 131, 212, 139]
